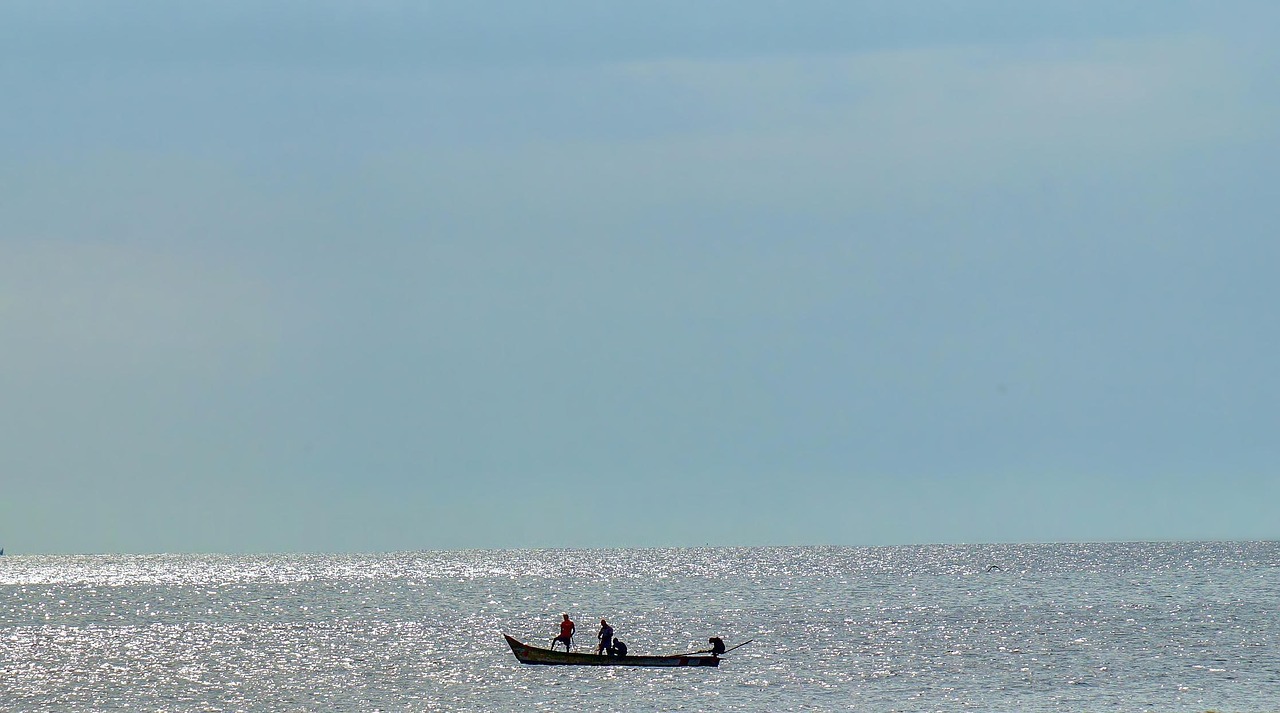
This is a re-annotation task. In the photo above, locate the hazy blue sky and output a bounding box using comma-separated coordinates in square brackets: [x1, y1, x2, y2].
[2, 1, 1278, 553]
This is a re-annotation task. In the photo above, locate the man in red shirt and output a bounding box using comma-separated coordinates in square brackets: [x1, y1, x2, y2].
[551, 613, 575, 651]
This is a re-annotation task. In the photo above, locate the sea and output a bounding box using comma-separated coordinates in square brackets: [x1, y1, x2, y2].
[2, 542, 1277, 712]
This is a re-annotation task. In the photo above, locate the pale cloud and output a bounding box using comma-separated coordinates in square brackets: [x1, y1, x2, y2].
[0, 241, 281, 378]
[621, 37, 1257, 199]
[372, 35, 1264, 233]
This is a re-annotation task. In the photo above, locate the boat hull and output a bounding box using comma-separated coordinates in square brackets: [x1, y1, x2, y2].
[504, 635, 720, 667]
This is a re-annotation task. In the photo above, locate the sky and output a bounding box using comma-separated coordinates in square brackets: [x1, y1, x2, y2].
[2, 1, 1278, 554]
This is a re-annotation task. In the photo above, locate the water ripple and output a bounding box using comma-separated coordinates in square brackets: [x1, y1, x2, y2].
[2, 542, 1277, 711]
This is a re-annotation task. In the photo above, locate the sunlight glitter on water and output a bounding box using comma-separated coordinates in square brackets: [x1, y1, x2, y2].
[2, 543, 1278, 711]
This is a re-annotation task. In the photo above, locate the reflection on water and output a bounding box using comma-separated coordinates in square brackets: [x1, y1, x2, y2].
[2, 542, 1277, 711]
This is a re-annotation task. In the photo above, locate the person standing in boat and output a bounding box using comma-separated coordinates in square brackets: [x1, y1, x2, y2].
[551, 613, 576, 651]
[596, 619, 614, 655]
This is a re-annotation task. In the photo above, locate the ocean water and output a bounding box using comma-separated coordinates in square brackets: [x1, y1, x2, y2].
[2, 542, 1277, 712]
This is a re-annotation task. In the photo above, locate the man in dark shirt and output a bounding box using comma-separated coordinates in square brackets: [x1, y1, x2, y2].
[596, 619, 614, 655]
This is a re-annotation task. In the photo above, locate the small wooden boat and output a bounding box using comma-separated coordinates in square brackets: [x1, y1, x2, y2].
[503, 634, 721, 667]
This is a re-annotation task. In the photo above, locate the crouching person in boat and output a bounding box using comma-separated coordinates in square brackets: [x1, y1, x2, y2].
[551, 613, 575, 651]
[608, 638, 627, 657]
[700, 637, 726, 656]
